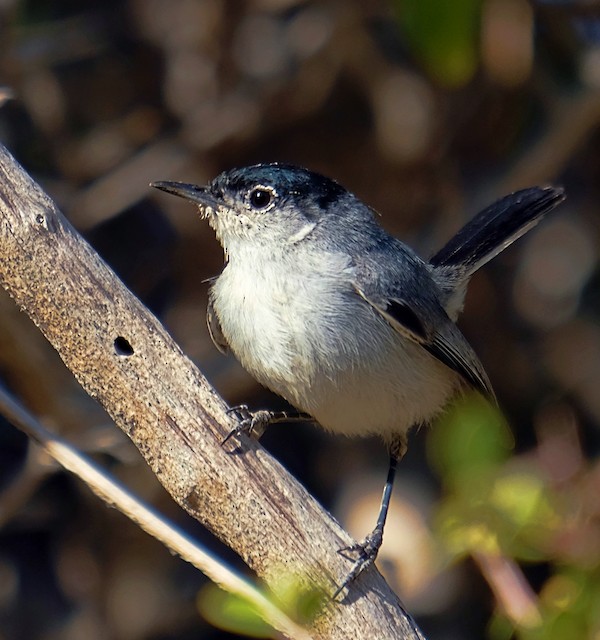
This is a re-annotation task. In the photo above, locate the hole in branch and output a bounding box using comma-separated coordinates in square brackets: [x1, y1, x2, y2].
[114, 336, 134, 356]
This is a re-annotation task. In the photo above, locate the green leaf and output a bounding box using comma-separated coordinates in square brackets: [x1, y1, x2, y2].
[197, 585, 275, 638]
[393, 0, 482, 87]
[197, 573, 325, 638]
[428, 394, 514, 488]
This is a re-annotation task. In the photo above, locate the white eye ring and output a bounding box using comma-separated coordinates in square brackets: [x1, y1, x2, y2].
[246, 185, 277, 211]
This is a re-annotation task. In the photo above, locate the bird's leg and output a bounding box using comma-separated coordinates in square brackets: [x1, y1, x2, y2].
[334, 436, 407, 598]
[222, 404, 314, 445]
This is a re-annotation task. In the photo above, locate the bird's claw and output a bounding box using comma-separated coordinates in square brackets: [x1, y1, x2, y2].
[333, 528, 384, 599]
[222, 405, 272, 446]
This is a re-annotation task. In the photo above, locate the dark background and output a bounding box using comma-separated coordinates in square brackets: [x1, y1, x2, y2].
[0, 1, 599, 638]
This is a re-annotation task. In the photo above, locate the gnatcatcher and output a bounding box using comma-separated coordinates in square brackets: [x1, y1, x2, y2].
[152, 165, 564, 595]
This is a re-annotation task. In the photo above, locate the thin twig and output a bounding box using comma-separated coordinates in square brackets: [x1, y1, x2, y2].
[0, 383, 312, 640]
[472, 551, 542, 628]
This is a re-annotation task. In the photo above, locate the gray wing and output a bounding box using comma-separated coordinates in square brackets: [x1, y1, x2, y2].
[206, 295, 229, 354]
[352, 244, 495, 401]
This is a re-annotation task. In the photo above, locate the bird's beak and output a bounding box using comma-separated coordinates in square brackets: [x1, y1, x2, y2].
[150, 181, 223, 211]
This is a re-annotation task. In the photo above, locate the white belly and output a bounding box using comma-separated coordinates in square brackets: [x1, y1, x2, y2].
[211, 252, 459, 442]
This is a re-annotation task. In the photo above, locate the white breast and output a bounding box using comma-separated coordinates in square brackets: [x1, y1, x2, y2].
[212, 246, 352, 382]
[211, 246, 460, 442]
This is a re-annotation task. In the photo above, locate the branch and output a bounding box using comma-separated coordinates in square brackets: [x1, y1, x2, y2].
[0, 143, 425, 639]
[472, 551, 541, 628]
[0, 383, 311, 640]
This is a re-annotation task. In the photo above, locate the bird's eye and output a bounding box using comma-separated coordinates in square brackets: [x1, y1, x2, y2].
[248, 186, 275, 210]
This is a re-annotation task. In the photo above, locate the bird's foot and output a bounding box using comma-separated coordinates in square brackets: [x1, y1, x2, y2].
[222, 406, 314, 446]
[222, 405, 274, 445]
[333, 526, 384, 599]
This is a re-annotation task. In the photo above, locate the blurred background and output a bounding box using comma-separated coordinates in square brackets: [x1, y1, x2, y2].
[0, 0, 599, 638]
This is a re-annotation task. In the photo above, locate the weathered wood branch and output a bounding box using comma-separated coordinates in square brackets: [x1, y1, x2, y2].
[0, 383, 312, 640]
[0, 144, 425, 640]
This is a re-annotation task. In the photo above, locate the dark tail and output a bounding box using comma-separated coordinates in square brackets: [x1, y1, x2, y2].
[429, 186, 565, 278]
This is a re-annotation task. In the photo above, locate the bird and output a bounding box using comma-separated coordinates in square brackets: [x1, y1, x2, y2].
[152, 164, 565, 595]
